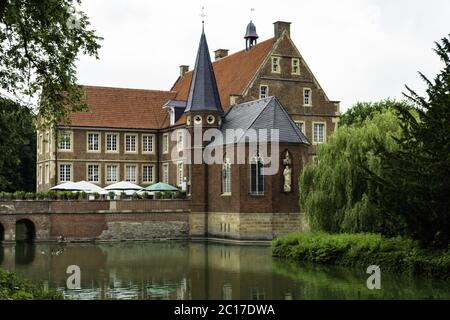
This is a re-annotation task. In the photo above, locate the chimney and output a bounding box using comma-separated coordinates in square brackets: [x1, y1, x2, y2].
[214, 49, 229, 61]
[274, 21, 291, 38]
[179, 65, 189, 77]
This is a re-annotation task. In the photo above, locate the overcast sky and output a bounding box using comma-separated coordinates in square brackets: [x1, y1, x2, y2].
[75, 0, 450, 111]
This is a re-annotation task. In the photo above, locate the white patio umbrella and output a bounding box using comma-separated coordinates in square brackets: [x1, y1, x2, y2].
[51, 181, 107, 195]
[104, 181, 142, 195]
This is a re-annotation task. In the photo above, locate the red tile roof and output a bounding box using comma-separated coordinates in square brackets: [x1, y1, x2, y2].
[171, 38, 276, 110]
[67, 38, 276, 130]
[67, 86, 176, 129]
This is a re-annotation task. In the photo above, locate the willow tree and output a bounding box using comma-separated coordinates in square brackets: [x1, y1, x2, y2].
[300, 108, 407, 235]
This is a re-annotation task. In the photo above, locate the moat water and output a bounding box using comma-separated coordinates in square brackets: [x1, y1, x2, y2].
[0, 241, 449, 300]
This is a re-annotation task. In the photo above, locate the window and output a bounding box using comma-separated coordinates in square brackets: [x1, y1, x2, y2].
[222, 158, 231, 194]
[38, 165, 43, 185]
[59, 164, 72, 182]
[260, 85, 268, 99]
[87, 133, 100, 152]
[106, 164, 118, 183]
[250, 155, 264, 195]
[162, 134, 169, 154]
[45, 164, 50, 183]
[295, 121, 305, 134]
[303, 88, 312, 106]
[125, 134, 137, 153]
[313, 123, 326, 144]
[106, 133, 118, 152]
[271, 56, 280, 73]
[176, 131, 183, 152]
[292, 58, 300, 75]
[87, 164, 100, 183]
[142, 165, 154, 184]
[162, 163, 169, 184]
[39, 134, 43, 155]
[142, 134, 155, 154]
[125, 165, 137, 183]
[45, 132, 50, 153]
[58, 131, 72, 151]
[177, 162, 183, 186]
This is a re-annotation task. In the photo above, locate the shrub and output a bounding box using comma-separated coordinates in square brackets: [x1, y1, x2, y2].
[93, 192, 100, 200]
[108, 192, 115, 200]
[272, 233, 449, 279]
[80, 192, 87, 200]
[141, 192, 151, 200]
[0, 268, 62, 300]
[120, 192, 127, 200]
[13, 191, 26, 200]
[155, 192, 162, 199]
[132, 193, 141, 200]
[25, 192, 35, 200]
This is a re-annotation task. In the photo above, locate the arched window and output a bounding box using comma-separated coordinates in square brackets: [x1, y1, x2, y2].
[250, 154, 264, 195]
[222, 157, 231, 194]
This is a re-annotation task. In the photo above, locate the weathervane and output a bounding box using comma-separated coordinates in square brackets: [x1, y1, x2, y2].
[250, 7, 255, 20]
[200, 6, 206, 25]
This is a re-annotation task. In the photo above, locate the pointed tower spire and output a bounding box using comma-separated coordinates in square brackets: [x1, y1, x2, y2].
[185, 27, 223, 114]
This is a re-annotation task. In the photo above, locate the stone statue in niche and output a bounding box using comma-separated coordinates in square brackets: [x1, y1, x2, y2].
[282, 151, 292, 193]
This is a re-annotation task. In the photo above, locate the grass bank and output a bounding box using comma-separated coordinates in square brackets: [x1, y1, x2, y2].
[272, 233, 450, 280]
[0, 268, 62, 300]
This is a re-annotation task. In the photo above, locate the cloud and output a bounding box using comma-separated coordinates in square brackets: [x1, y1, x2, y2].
[76, 0, 450, 111]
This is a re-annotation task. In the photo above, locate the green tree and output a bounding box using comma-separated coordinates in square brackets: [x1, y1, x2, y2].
[0, 0, 102, 126]
[0, 96, 36, 192]
[370, 35, 450, 248]
[339, 99, 408, 127]
[300, 107, 407, 235]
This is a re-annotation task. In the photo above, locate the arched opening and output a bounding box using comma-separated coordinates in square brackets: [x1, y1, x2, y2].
[15, 219, 36, 242]
[0, 223, 4, 242]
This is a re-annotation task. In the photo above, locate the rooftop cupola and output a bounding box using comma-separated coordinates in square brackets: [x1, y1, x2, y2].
[185, 26, 223, 115]
[244, 20, 259, 50]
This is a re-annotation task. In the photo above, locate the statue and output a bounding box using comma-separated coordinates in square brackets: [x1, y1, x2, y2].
[282, 151, 292, 193]
[283, 165, 292, 193]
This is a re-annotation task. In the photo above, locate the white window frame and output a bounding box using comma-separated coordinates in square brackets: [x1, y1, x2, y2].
[142, 164, 155, 184]
[142, 134, 155, 154]
[58, 131, 73, 152]
[303, 88, 312, 107]
[125, 133, 138, 154]
[162, 133, 169, 154]
[106, 133, 119, 153]
[39, 134, 43, 155]
[292, 58, 300, 75]
[259, 85, 269, 99]
[87, 132, 101, 153]
[38, 164, 43, 185]
[45, 132, 50, 154]
[249, 155, 264, 195]
[295, 121, 306, 134]
[59, 163, 72, 183]
[271, 56, 281, 74]
[312, 122, 326, 144]
[105, 164, 119, 184]
[125, 164, 138, 183]
[162, 163, 169, 184]
[86, 163, 101, 183]
[176, 161, 183, 186]
[176, 131, 184, 152]
[222, 157, 232, 195]
[45, 163, 50, 184]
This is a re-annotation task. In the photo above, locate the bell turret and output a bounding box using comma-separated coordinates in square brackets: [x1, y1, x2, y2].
[244, 20, 259, 50]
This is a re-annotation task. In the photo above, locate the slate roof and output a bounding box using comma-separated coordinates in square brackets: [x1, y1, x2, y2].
[208, 96, 310, 147]
[172, 38, 276, 111]
[66, 86, 176, 129]
[185, 30, 223, 114]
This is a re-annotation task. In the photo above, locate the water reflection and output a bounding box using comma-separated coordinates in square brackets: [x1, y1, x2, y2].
[0, 241, 449, 300]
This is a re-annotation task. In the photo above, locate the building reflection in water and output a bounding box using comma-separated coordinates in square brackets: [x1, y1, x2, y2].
[1, 241, 449, 300]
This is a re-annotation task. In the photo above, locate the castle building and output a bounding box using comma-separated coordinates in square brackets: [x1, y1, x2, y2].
[35, 20, 339, 239]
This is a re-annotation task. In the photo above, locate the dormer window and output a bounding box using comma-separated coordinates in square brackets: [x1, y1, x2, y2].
[271, 56, 280, 73]
[194, 115, 202, 125]
[168, 107, 175, 126]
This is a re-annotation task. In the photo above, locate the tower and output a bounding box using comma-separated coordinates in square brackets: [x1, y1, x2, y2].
[185, 25, 223, 236]
[244, 20, 259, 50]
